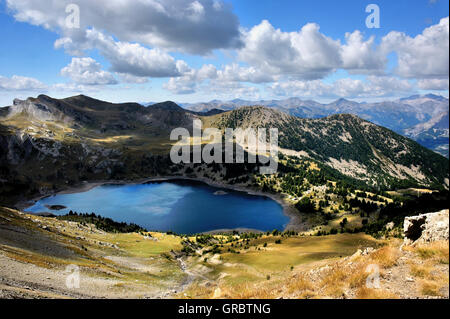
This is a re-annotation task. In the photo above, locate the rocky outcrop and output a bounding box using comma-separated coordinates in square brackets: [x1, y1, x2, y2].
[404, 209, 449, 245]
[4, 98, 63, 122]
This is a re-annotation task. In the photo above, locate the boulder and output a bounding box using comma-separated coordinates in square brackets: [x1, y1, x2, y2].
[404, 209, 449, 245]
[385, 222, 395, 230]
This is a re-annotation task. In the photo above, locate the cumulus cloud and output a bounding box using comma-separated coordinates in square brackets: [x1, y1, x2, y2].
[60, 57, 117, 85]
[163, 62, 276, 94]
[5, 0, 448, 99]
[217, 63, 275, 83]
[117, 73, 150, 84]
[163, 64, 217, 94]
[381, 17, 449, 79]
[417, 78, 449, 90]
[239, 20, 340, 80]
[341, 31, 386, 74]
[239, 20, 387, 80]
[56, 29, 184, 78]
[50, 82, 101, 93]
[164, 78, 197, 95]
[173, 18, 447, 97]
[0, 75, 47, 91]
[6, 0, 242, 55]
[268, 76, 413, 99]
[204, 81, 261, 100]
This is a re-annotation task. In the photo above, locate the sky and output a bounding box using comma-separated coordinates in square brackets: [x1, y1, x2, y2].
[0, 0, 448, 106]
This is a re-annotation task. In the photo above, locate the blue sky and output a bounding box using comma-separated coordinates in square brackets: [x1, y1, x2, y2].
[0, 0, 448, 105]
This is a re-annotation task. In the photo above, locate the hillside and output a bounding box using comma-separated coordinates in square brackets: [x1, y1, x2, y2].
[0, 207, 185, 298]
[0, 95, 200, 203]
[0, 95, 448, 206]
[3, 94, 196, 133]
[0, 95, 448, 300]
[184, 94, 450, 157]
[203, 106, 449, 189]
[1, 207, 448, 299]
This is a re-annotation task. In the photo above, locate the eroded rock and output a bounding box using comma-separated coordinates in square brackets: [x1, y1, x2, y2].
[404, 209, 449, 245]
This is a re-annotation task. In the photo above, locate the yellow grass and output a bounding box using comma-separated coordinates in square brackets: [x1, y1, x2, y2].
[410, 263, 433, 279]
[104, 232, 182, 257]
[182, 281, 216, 299]
[413, 241, 449, 264]
[227, 283, 277, 299]
[348, 263, 370, 288]
[356, 287, 397, 299]
[420, 280, 442, 296]
[319, 264, 347, 297]
[286, 274, 314, 294]
[220, 233, 379, 274]
[369, 246, 399, 268]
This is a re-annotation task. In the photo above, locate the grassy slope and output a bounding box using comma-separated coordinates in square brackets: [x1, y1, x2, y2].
[197, 233, 380, 287]
[181, 236, 449, 299]
[1, 207, 448, 299]
[0, 207, 184, 298]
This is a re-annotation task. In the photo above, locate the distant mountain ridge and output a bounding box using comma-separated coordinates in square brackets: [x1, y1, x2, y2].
[180, 94, 449, 157]
[404, 110, 449, 157]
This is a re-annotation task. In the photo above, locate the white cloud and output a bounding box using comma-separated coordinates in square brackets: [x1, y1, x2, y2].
[381, 17, 449, 79]
[117, 73, 150, 84]
[56, 29, 185, 79]
[163, 62, 276, 94]
[188, 1, 205, 22]
[217, 63, 275, 83]
[164, 78, 198, 95]
[239, 20, 340, 80]
[0, 75, 47, 91]
[203, 81, 261, 100]
[163, 64, 216, 94]
[417, 78, 449, 90]
[50, 82, 100, 93]
[60, 57, 117, 85]
[5, 1, 448, 100]
[365, 75, 413, 93]
[268, 76, 414, 99]
[6, 0, 242, 55]
[239, 20, 387, 80]
[341, 31, 386, 74]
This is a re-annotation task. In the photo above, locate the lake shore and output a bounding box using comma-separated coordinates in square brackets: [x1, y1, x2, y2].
[15, 175, 308, 232]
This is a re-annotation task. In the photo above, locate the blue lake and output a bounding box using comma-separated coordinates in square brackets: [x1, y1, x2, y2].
[25, 180, 289, 234]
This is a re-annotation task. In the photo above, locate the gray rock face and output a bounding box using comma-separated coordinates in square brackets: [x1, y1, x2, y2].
[404, 209, 449, 245]
[6, 99, 58, 122]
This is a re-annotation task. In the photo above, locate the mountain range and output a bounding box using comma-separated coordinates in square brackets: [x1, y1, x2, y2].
[0, 94, 448, 205]
[179, 94, 449, 157]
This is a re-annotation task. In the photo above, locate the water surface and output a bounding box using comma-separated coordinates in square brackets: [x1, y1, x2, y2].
[25, 180, 289, 234]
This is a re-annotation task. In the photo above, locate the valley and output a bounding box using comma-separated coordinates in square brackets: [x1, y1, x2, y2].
[0, 94, 448, 299]
[1, 207, 448, 299]
[0, 0, 449, 305]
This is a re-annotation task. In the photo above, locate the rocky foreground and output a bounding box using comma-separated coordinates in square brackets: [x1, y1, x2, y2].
[0, 207, 448, 299]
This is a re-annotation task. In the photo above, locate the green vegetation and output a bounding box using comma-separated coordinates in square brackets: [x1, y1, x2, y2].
[57, 211, 147, 233]
[295, 197, 316, 213]
[361, 190, 449, 238]
[207, 107, 448, 190]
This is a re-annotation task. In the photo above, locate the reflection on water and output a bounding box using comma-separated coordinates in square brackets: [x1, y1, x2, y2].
[26, 180, 289, 234]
